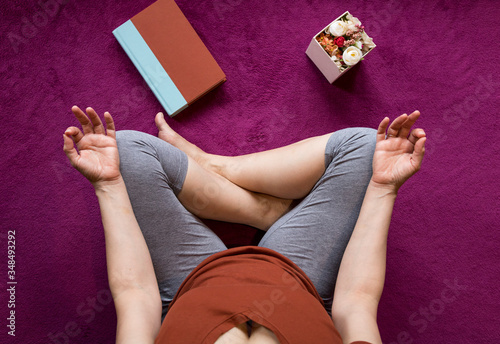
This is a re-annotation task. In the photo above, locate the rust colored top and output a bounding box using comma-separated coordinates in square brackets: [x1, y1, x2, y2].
[155, 246, 371, 344]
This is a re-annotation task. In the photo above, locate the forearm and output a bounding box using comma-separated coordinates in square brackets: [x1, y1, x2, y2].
[95, 178, 160, 300]
[333, 181, 396, 314]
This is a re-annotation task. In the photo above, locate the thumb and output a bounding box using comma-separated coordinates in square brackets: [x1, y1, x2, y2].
[63, 133, 80, 167]
[411, 137, 426, 170]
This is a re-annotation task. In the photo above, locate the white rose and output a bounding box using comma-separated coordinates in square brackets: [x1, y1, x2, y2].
[346, 17, 361, 31]
[361, 31, 376, 49]
[342, 46, 362, 66]
[355, 40, 363, 50]
[329, 21, 347, 36]
[345, 20, 355, 32]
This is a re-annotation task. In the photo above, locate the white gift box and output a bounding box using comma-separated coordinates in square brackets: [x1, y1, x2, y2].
[306, 11, 376, 83]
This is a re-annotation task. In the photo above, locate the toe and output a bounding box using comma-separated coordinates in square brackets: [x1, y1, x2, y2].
[155, 112, 167, 129]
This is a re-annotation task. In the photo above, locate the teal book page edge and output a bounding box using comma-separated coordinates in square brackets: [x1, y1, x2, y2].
[113, 20, 188, 116]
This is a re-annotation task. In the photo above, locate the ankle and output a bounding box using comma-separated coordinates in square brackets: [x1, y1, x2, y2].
[256, 195, 293, 231]
[206, 156, 232, 179]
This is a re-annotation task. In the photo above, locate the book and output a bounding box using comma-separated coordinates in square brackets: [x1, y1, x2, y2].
[113, 0, 226, 117]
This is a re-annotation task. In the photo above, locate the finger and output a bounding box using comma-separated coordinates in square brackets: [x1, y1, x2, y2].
[64, 126, 84, 144]
[71, 106, 94, 134]
[387, 113, 408, 137]
[104, 111, 116, 139]
[411, 137, 426, 170]
[63, 133, 80, 167]
[408, 128, 426, 145]
[398, 110, 420, 138]
[376, 117, 390, 142]
[86, 107, 105, 135]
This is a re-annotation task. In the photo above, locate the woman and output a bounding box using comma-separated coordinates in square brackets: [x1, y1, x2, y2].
[63, 106, 426, 344]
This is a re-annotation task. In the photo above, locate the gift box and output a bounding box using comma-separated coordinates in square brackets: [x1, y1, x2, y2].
[306, 11, 376, 83]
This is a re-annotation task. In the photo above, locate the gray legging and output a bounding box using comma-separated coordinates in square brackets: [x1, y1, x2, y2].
[116, 128, 376, 321]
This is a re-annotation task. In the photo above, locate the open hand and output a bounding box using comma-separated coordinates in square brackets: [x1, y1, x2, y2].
[63, 106, 121, 189]
[371, 111, 426, 192]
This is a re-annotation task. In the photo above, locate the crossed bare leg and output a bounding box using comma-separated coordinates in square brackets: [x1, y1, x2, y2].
[154, 112, 332, 231]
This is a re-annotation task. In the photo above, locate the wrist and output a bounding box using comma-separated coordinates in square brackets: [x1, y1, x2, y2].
[93, 176, 126, 194]
[368, 179, 399, 197]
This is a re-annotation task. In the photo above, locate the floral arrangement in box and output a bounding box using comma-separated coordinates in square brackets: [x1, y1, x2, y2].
[316, 13, 375, 72]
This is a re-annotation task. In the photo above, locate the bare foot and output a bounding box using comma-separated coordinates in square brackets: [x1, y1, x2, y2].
[155, 112, 223, 173]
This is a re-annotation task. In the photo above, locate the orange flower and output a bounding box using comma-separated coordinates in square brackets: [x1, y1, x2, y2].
[316, 33, 337, 56]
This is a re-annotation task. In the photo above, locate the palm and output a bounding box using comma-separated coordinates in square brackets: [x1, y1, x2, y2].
[372, 112, 426, 191]
[72, 134, 120, 184]
[372, 138, 419, 187]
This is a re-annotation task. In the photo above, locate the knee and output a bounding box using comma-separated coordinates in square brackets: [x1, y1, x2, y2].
[115, 131, 187, 186]
[116, 130, 161, 156]
[325, 127, 377, 166]
[346, 127, 377, 152]
[115, 130, 158, 171]
[116, 130, 149, 150]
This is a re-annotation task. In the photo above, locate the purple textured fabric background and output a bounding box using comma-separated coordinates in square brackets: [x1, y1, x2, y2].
[1, 0, 499, 343]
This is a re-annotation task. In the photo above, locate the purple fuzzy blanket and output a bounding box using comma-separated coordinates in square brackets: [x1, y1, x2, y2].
[1, 0, 499, 342]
